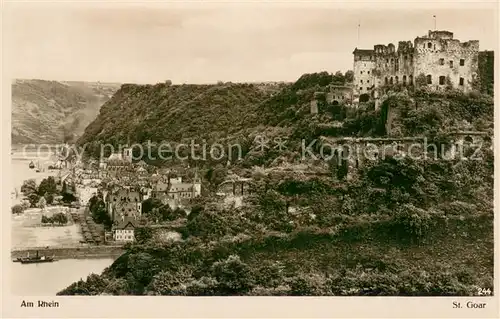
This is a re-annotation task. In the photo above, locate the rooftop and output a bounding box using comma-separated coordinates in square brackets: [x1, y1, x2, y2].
[353, 48, 374, 55]
[114, 217, 138, 230]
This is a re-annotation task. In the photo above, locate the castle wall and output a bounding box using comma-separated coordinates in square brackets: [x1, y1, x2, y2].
[373, 42, 415, 88]
[414, 35, 479, 92]
[328, 85, 354, 104]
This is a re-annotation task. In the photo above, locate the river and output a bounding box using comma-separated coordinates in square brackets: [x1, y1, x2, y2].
[11, 258, 114, 295]
[10, 145, 114, 295]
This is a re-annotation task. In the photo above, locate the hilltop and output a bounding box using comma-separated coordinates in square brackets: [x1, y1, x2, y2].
[11, 79, 121, 144]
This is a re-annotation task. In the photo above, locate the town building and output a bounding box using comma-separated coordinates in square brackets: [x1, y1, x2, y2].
[99, 146, 134, 170]
[151, 174, 202, 205]
[352, 30, 479, 101]
[112, 217, 137, 242]
[105, 187, 143, 222]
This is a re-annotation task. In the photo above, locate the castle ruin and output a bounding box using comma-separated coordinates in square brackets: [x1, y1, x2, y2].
[353, 30, 479, 102]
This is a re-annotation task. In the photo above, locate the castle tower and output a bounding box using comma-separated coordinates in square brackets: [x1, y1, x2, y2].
[352, 48, 376, 101]
[193, 171, 202, 197]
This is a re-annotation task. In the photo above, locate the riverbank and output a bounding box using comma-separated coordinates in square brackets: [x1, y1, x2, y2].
[12, 207, 84, 248]
[11, 245, 125, 261]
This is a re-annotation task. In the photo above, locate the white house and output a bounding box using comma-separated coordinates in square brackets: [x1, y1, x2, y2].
[112, 218, 137, 242]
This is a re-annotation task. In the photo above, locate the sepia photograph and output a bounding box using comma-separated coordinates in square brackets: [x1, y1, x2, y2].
[1, 0, 498, 317]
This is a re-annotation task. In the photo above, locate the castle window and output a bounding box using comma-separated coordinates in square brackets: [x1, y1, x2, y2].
[459, 77, 464, 86]
[426, 75, 432, 84]
[460, 59, 465, 66]
[427, 42, 432, 48]
[409, 74, 413, 85]
[359, 87, 362, 91]
[395, 76, 399, 84]
[360, 80, 363, 84]
[390, 77, 393, 85]
[386, 59, 389, 63]
[403, 75, 407, 85]
[439, 58, 444, 65]
[439, 76, 446, 85]
[367, 71, 370, 75]
[366, 87, 369, 91]
[360, 71, 364, 74]
[449, 60, 453, 68]
[385, 77, 388, 85]
[390, 58, 394, 64]
[367, 80, 370, 83]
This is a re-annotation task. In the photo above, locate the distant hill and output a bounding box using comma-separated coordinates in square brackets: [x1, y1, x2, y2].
[11, 79, 121, 144]
[77, 82, 277, 147]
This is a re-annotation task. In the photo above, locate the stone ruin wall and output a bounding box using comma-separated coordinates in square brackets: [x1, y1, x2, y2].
[320, 132, 491, 179]
[413, 35, 479, 92]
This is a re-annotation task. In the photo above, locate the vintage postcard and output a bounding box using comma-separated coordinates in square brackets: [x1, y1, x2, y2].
[1, 0, 498, 318]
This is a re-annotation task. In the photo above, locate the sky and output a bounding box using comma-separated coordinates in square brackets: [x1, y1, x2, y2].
[3, 1, 497, 84]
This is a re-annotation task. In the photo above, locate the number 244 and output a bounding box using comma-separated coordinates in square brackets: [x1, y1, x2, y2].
[477, 288, 492, 296]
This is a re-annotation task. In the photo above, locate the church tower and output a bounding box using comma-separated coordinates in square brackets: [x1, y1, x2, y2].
[193, 171, 202, 197]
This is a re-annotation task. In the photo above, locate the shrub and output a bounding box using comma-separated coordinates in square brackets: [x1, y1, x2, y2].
[11, 204, 24, 215]
[392, 204, 434, 241]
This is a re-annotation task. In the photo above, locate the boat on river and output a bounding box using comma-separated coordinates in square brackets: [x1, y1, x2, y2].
[15, 251, 56, 264]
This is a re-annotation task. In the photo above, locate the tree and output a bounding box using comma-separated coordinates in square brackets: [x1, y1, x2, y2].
[210, 255, 254, 295]
[52, 212, 68, 225]
[141, 198, 163, 215]
[135, 226, 153, 244]
[147, 268, 193, 295]
[255, 261, 285, 289]
[21, 179, 37, 195]
[332, 71, 345, 84]
[61, 181, 77, 203]
[44, 193, 54, 205]
[148, 207, 163, 223]
[11, 204, 24, 215]
[38, 176, 57, 196]
[62, 181, 68, 194]
[41, 215, 53, 224]
[28, 193, 40, 208]
[344, 70, 354, 83]
[62, 192, 77, 203]
[205, 165, 227, 191]
[187, 205, 204, 222]
[88, 195, 101, 213]
[167, 207, 186, 221]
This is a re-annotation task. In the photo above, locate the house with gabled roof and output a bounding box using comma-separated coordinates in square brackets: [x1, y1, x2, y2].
[112, 217, 137, 242]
